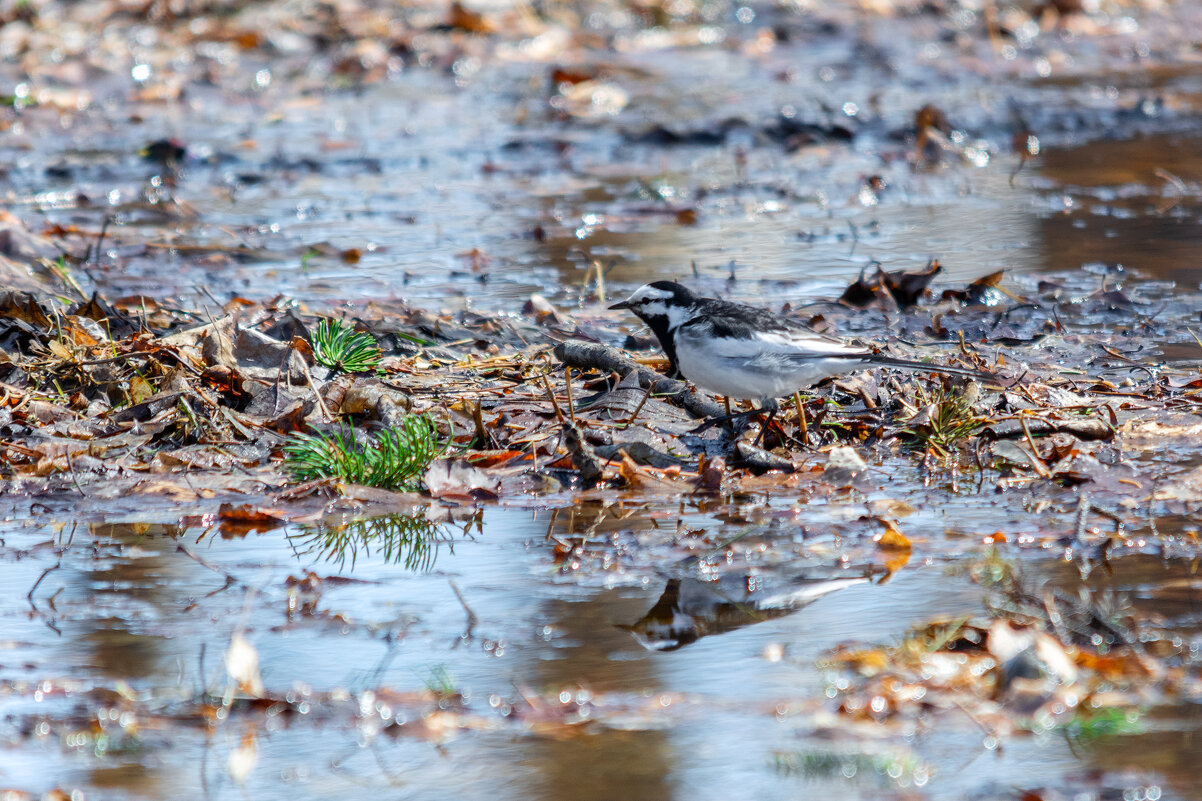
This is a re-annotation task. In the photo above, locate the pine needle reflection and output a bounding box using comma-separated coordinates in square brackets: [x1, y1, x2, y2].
[288, 513, 454, 571]
[773, 749, 929, 787]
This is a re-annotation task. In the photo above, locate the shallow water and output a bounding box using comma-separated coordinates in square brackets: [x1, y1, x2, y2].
[3, 462, 1200, 800]
[10, 14, 1202, 313]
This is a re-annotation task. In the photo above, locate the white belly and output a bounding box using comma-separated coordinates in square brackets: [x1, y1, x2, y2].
[674, 331, 867, 403]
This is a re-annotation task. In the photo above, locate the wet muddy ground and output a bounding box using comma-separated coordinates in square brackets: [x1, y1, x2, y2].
[3, 1, 1202, 799]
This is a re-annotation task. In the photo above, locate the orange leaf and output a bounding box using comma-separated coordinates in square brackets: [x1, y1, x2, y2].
[449, 2, 494, 32]
[218, 503, 287, 536]
[469, 449, 523, 468]
[874, 521, 912, 551]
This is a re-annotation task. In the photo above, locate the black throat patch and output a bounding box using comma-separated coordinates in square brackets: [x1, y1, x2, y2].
[638, 311, 683, 379]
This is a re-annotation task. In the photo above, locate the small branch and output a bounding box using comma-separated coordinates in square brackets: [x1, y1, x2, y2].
[1074, 494, 1091, 543]
[554, 340, 724, 419]
[64, 451, 89, 497]
[76, 350, 157, 366]
[90, 215, 111, 264]
[541, 373, 566, 423]
[302, 362, 334, 422]
[563, 365, 576, 425]
[1043, 589, 1071, 646]
[177, 543, 244, 590]
[448, 579, 477, 643]
[622, 384, 653, 428]
[793, 392, 808, 443]
[1019, 415, 1051, 478]
[27, 561, 61, 605]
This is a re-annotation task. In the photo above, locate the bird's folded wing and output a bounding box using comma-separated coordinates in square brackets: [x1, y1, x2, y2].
[709, 330, 872, 363]
[737, 351, 872, 371]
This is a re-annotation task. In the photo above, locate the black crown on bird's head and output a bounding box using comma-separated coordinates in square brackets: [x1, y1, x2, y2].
[609, 281, 697, 315]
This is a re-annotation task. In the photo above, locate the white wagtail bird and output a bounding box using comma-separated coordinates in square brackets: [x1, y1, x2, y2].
[610, 280, 989, 443]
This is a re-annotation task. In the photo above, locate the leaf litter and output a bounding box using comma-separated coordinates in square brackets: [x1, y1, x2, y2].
[5, 226, 1202, 518]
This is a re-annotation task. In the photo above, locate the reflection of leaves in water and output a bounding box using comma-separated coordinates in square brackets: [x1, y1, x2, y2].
[422, 664, 459, 701]
[774, 750, 928, 786]
[289, 513, 452, 571]
[1061, 707, 1144, 747]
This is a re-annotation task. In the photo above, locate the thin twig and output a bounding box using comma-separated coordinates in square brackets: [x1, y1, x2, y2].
[3, 441, 43, 458]
[1019, 415, 1051, 478]
[793, 392, 808, 442]
[1042, 590, 1071, 646]
[1074, 494, 1091, 543]
[470, 399, 491, 448]
[564, 365, 576, 425]
[177, 543, 244, 588]
[75, 350, 157, 366]
[541, 373, 566, 423]
[63, 451, 89, 497]
[623, 384, 654, 427]
[593, 259, 607, 305]
[448, 579, 478, 642]
[1153, 167, 1186, 215]
[953, 699, 997, 739]
[302, 362, 334, 422]
[91, 216, 111, 264]
[27, 561, 61, 605]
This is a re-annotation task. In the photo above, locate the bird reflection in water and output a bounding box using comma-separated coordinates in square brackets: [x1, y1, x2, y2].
[620, 571, 873, 651]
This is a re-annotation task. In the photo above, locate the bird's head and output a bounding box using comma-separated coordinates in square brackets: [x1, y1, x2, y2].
[609, 281, 697, 330]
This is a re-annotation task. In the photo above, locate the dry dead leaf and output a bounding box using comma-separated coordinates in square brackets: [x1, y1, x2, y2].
[424, 458, 502, 499]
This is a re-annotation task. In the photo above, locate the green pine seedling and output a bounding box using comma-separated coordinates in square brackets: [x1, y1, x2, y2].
[283, 415, 443, 490]
[311, 318, 382, 373]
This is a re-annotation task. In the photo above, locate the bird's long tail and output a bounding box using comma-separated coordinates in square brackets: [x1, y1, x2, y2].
[864, 355, 994, 382]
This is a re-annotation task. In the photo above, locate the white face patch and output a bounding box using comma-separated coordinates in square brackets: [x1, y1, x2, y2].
[638, 300, 667, 319]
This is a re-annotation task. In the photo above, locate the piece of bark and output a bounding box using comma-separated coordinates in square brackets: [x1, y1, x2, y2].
[553, 340, 724, 420]
[595, 441, 683, 469]
[733, 442, 795, 474]
[979, 418, 1113, 441]
[562, 422, 607, 488]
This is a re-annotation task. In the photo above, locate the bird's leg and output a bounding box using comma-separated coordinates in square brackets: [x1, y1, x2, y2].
[751, 399, 780, 448]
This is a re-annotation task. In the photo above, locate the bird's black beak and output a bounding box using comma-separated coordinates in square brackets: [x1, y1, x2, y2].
[609, 299, 632, 310]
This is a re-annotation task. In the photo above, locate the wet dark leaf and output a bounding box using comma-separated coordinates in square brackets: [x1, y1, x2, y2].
[0, 290, 53, 330]
[141, 138, 186, 165]
[218, 502, 288, 535]
[838, 265, 886, 308]
[882, 259, 942, 308]
[69, 292, 139, 337]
